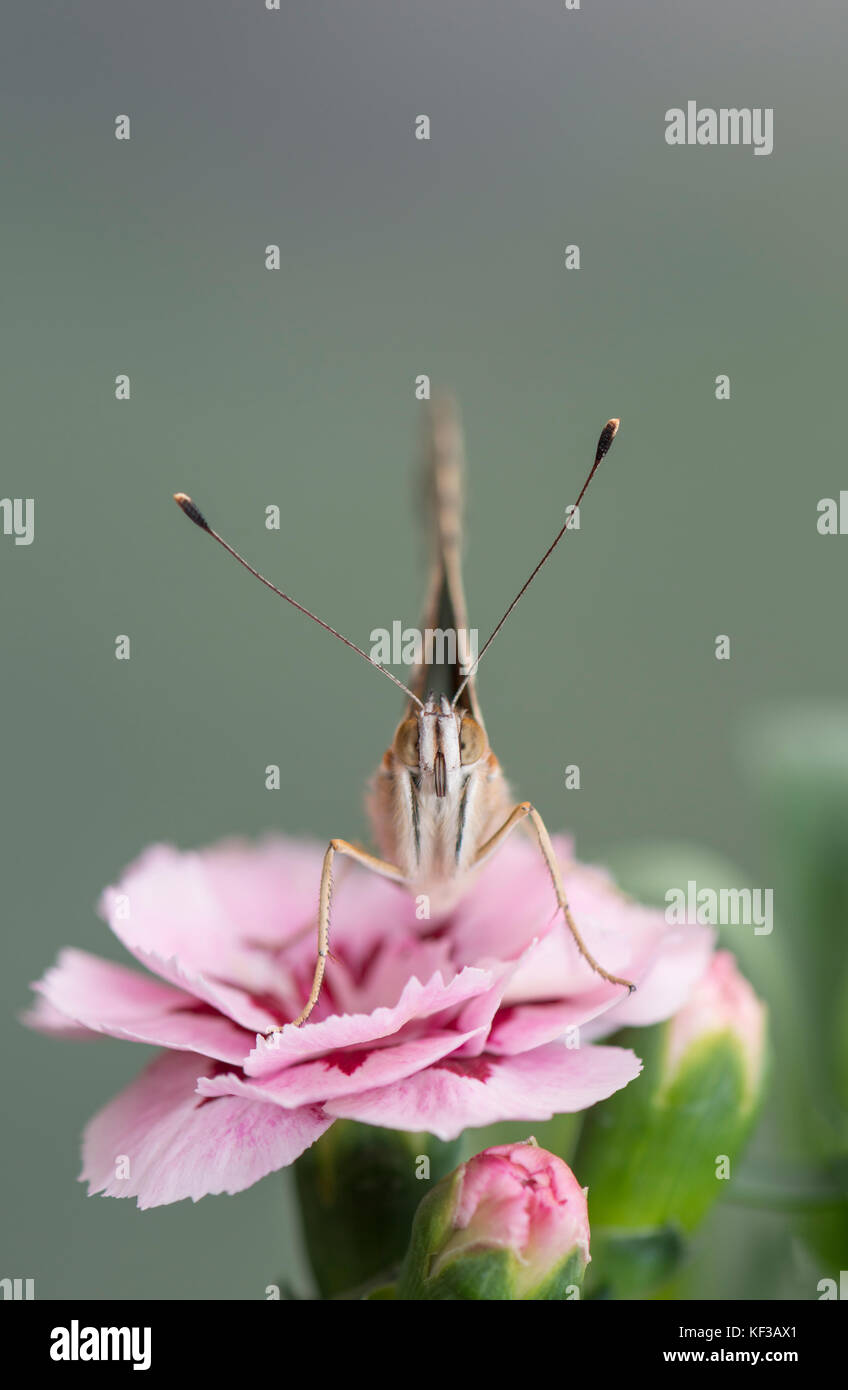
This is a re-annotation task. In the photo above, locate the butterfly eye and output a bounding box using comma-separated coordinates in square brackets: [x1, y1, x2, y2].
[459, 716, 486, 765]
[393, 718, 420, 768]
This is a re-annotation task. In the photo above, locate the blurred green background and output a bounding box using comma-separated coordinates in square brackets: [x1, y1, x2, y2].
[2, 0, 846, 1298]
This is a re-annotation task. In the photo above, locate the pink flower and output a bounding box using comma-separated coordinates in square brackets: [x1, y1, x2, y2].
[24, 834, 713, 1207]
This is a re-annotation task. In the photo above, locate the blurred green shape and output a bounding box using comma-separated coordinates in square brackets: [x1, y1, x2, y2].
[724, 1155, 848, 1211]
[589, 1227, 686, 1300]
[294, 1121, 460, 1299]
[742, 706, 848, 1270]
[742, 705, 848, 1127]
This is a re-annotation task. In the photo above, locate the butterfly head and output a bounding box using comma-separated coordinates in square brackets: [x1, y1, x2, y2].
[392, 694, 488, 799]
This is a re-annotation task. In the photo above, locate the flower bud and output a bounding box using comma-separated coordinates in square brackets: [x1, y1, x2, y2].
[395, 1141, 590, 1300]
[574, 951, 766, 1294]
[665, 949, 766, 1108]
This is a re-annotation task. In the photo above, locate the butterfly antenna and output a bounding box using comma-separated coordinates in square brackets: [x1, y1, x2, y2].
[173, 493, 424, 708]
[452, 418, 620, 706]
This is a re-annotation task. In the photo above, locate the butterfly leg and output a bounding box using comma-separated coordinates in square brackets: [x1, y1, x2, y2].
[472, 802, 635, 992]
[267, 841, 407, 1032]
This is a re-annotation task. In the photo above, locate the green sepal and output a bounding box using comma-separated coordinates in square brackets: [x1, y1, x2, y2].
[399, 1244, 586, 1301]
[575, 1021, 763, 1267]
[521, 1247, 587, 1301]
[394, 1169, 464, 1299]
[410, 1246, 516, 1301]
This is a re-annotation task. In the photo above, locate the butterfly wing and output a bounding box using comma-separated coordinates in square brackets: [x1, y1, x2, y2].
[407, 395, 485, 726]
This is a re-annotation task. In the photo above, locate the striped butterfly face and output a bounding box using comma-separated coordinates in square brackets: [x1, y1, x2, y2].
[391, 696, 488, 808]
[378, 691, 506, 896]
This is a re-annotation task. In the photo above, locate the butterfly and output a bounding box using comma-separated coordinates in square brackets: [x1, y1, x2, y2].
[174, 397, 632, 1027]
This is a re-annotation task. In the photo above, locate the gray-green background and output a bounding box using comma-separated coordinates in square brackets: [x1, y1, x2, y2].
[2, 0, 846, 1297]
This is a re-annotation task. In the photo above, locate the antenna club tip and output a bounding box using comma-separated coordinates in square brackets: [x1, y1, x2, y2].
[595, 418, 621, 465]
[173, 492, 210, 531]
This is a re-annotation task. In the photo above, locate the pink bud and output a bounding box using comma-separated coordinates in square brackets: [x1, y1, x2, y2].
[665, 950, 766, 1102]
[432, 1141, 590, 1296]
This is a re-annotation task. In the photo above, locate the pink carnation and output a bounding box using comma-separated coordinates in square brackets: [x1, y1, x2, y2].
[25, 834, 712, 1207]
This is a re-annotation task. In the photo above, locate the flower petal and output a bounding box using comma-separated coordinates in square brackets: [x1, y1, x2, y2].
[325, 1042, 643, 1141]
[449, 838, 567, 967]
[22, 993, 97, 1039]
[245, 967, 493, 1077]
[200, 837, 329, 947]
[29, 949, 254, 1063]
[486, 991, 618, 1055]
[203, 1025, 482, 1107]
[449, 836, 705, 1027]
[126, 946, 288, 1032]
[99, 844, 298, 1000]
[80, 1050, 332, 1208]
[581, 923, 715, 1038]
